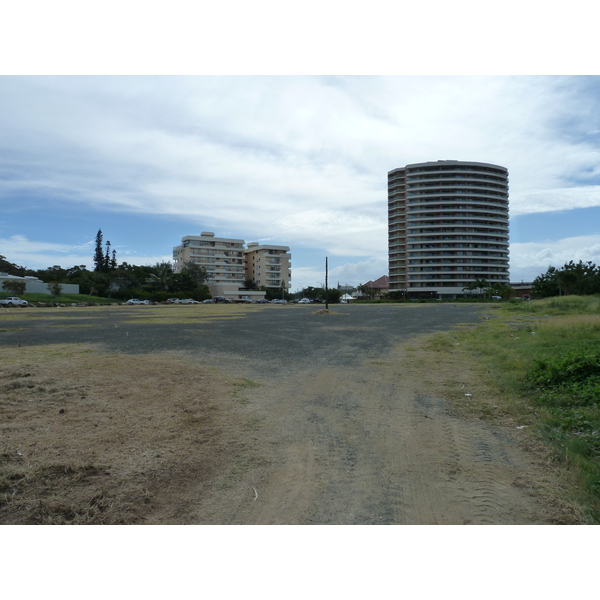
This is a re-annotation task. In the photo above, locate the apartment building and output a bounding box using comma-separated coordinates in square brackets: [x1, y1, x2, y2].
[173, 232, 291, 299]
[389, 160, 510, 299]
[244, 242, 292, 291]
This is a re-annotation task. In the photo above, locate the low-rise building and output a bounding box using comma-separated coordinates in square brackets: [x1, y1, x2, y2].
[0, 272, 80, 295]
[510, 281, 532, 300]
[362, 275, 389, 298]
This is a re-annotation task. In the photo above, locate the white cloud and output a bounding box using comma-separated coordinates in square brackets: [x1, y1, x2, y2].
[510, 235, 600, 282]
[510, 186, 600, 216]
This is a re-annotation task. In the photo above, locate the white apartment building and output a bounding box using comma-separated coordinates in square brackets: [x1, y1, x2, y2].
[244, 242, 292, 291]
[388, 160, 510, 299]
[173, 232, 291, 300]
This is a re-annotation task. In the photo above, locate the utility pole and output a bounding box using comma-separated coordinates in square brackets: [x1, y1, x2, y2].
[325, 257, 329, 310]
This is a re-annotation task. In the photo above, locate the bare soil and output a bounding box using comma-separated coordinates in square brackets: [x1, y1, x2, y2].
[0, 304, 585, 524]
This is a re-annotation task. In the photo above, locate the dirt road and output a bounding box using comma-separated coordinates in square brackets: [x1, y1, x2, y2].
[0, 304, 581, 524]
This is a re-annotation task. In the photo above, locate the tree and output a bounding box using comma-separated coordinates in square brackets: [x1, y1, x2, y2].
[48, 282, 63, 297]
[532, 266, 560, 298]
[462, 281, 478, 297]
[357, 283, 377, 299]
[181, 261, 209, 286]
[532, 261, 600, 298]
[0, 255, 26, 277]
[147, 262, 174, 291]
[104, 240, 111, 272]
[2, 279, 27, 295]
[301, 286, 320, 301]
[488, 282, 514, 299]
[169, 272, 196, 293]
[40, 265, 69, 282]
[471, 278, 489, 298]
[318, 287, 342, 304]
[93, 229, 105, 272]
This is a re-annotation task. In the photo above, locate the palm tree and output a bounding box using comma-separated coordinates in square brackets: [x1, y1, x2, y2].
[148, 262, 174, 291]
[462, 281, 478, 297]
[472, 278, 489, 298]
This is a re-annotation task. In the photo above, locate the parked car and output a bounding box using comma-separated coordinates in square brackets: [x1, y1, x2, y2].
[165, 298, 181, 304]
[256, 299, 270, 304]
[179, 298, 199, 304]
[203, 299, 214, 303]
[140, 300, 151, 304]
[126, 299, 141, 305]
[0, 296, 28, 307]
[298, 298, 311, 304]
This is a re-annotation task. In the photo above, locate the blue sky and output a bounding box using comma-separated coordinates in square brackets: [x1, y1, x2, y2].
[2, 8, 600, 292]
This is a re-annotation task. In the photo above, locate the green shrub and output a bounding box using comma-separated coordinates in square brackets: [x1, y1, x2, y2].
[530, 350, 600, 388]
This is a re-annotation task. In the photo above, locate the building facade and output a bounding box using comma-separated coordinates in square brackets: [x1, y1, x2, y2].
[173, 232, 246, 288]
[388, 160, 510, 298]
[244, 242, 292, 291]
[173, 232, 291, 300]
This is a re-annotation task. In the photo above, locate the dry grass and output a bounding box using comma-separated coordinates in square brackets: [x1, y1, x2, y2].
[0, 344, 263, 524]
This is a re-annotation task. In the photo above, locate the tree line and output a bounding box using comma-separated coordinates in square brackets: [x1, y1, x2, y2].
[532, 260, 600, 298]
[1, 229, 212, 301]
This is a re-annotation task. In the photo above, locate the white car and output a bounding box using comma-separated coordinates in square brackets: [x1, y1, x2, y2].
[179, 298, 199, 304]
[126, 299, 141, 305]
[0, 297, 28, 307]
[298, 298, 311, 304]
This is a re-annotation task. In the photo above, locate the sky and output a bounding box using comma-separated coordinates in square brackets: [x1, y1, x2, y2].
[2, 8, 600, 293]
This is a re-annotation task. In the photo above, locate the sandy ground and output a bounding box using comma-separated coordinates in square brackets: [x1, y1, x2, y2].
[0, 304, 584, 524]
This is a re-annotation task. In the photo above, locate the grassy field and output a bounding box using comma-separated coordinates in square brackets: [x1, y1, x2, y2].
[0, 292, 120, 305]
[429, 295, 600, 522]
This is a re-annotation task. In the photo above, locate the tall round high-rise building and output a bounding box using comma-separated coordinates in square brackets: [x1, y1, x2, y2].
[388, 160, 509, 298]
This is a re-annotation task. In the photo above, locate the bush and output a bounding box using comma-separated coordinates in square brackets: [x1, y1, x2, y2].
[530, 350, 600, 388]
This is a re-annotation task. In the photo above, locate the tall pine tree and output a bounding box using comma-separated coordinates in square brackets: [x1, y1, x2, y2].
[93, 229, 104, 272]
[104, 240, 111, 272]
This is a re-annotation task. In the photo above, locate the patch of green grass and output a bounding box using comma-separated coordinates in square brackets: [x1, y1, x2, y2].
[505, 294, 600, 316]
[453, 296, 600, 521]
[0, 292, 121, 305]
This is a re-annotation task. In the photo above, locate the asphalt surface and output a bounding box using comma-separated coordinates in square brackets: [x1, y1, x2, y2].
[1, 303, 488, 373]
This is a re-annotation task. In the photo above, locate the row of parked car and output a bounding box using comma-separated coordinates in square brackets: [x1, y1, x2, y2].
[125, 298, 323, 305]
[126, 298, 201, 305]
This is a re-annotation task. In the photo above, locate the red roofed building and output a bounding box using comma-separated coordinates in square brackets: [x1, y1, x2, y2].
[360, 275, 389, 298]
